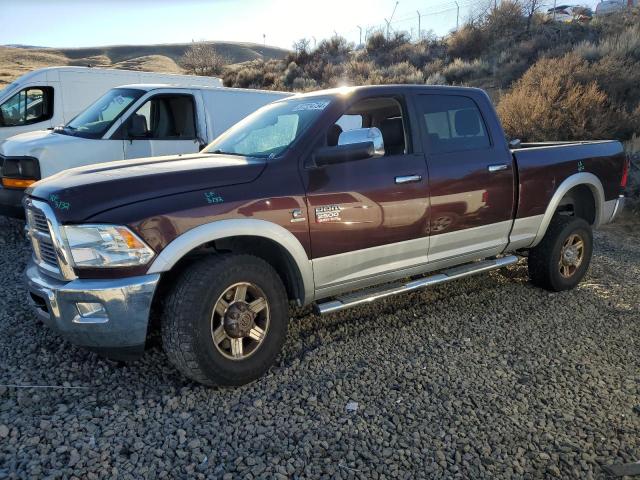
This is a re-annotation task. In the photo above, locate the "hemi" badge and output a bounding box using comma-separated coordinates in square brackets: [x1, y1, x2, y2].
[315, 205, 342, 223]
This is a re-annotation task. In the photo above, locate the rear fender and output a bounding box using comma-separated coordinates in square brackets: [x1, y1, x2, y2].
[531, 172, 604, 247]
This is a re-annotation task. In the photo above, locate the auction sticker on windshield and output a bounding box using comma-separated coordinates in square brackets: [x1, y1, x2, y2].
[293, 100, 330, 111]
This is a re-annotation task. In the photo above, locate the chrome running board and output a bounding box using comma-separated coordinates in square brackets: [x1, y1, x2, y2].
[315, 255, 519, 315]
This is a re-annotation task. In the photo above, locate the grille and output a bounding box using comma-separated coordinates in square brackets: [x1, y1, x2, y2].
[25, 203, 61, 273]
[31, 209, 50, 233]
[38, 239, 58, 266]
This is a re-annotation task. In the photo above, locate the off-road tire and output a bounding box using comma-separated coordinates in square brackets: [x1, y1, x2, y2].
[528, 215, 593, 291]
[161, 254, 288, 386]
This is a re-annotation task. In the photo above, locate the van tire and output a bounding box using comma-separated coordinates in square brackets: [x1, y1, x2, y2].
[527, 215, 593, 292]
[161, 254, 288, 386]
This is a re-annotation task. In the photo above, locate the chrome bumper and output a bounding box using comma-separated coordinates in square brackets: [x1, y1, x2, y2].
[25, 260, 160, 354]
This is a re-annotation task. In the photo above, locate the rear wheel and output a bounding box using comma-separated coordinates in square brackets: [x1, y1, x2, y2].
[161, 254, 288, 386]
[527, 215, 593, 291]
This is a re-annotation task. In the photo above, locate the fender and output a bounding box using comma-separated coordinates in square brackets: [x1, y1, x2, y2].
[147, 219, 315, 304]
[531, 172, 605, 247]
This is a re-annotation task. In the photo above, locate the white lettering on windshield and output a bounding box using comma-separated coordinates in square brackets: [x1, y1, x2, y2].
[292, 100, 330, 112]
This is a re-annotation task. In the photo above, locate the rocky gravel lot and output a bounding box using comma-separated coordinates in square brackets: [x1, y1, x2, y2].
[0, 216, 638, 479]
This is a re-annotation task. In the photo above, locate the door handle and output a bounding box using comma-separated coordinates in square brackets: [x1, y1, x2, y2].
[395, 175, 422, 184]
[488, 164, 508, 172]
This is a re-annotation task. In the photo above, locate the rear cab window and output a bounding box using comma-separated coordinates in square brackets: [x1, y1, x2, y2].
[418, 95, 490, 154]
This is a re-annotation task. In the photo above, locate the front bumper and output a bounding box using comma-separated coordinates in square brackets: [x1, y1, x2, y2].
[0, 185, 25, 218]
[25, 260, 160, 357]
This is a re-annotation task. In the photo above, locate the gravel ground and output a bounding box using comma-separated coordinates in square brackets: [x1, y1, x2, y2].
[0, 216, 638, 479]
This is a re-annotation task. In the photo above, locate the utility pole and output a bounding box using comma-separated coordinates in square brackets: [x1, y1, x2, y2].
[357, 25, 363, 46]
[385, 1, 399, 39]
[416, 10, 421, 41]
[553, 0, 557, 20]
[455, 1, 460, 30]
[312, 36, 317, 48]
[262, 34, 266, 46]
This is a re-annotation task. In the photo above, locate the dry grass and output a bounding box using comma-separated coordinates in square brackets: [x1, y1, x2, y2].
[0, 41, 288, 88]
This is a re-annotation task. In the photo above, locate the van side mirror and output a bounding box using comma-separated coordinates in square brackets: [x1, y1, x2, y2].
[127, 114, 149, 139]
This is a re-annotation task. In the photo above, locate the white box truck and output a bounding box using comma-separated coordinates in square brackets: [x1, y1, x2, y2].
[0, 66, 222, 142]
[0, 84, 291, 217]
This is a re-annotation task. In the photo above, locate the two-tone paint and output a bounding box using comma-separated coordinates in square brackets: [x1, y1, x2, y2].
[26, 85, 627, 309]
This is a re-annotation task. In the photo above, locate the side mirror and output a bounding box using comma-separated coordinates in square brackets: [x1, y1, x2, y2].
[509, 138, 522, 149]
[127, 114, 149, 139]
[314, 142, 376, 167]
[338, 127, 385, 157]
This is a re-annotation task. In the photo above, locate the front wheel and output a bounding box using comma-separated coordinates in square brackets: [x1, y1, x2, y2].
[527, 215, 593, 291]
[161, 254, 289, 386]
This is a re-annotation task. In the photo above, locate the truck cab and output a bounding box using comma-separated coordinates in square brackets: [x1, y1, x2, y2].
[22, 85, 628, 386]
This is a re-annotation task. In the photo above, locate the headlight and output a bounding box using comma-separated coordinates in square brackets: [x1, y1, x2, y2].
[62, 224, 155, 268]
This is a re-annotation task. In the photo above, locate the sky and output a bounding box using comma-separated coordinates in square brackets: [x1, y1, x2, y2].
[0, 0, 488, 49]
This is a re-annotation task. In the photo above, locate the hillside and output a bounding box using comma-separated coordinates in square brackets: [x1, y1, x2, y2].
[0, 41, 288, 88]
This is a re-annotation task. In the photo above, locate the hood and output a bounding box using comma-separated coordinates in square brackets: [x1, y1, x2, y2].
[0, 130, 77, 157]
[27, 153, 266, 222]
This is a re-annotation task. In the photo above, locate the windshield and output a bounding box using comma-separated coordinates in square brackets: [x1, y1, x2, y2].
[204, 96, 334, 158]
[62, 88, 144, 139]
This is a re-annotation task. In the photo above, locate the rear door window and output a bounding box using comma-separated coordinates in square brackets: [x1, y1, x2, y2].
[418, 95, 490, 154]
[0, 87, 53, 127]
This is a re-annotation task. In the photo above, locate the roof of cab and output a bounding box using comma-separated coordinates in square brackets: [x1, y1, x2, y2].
[296, 84, 487, 98]
[114, 84, 293, 95]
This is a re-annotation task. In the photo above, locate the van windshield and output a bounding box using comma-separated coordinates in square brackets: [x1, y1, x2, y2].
[204, 96, 334, 158]
[60, 88, 144, 139]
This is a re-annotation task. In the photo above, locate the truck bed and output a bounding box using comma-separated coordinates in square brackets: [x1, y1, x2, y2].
[511, 139, 625, 221]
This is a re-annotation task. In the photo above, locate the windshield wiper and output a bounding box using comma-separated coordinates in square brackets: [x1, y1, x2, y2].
[208, 149, 245, 157]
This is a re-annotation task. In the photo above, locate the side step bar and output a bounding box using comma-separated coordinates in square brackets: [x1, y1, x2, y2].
[315, 255, 519, 315]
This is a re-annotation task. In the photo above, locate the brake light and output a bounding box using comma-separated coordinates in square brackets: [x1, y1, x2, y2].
[620, 157, 630, 189]
[2, 178, 36, 189]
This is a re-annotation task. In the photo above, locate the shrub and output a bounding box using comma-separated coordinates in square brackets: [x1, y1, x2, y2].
[292, 77, 318, 91]
[344, 60, 375, 84]
[381, 62, 424, 84]
[180, 42, 228, 76]
[425, 72, 447, 85]
[234, 67, 264, 88]
[575, 24, 640, 62]
[483, 1, 527, 40]
[577, 55, 640, 111]
[447, 25, 487, 59]
[423, 59, 445, 79]
[496, 54, 625, 141]
[442, 58, 490, 83]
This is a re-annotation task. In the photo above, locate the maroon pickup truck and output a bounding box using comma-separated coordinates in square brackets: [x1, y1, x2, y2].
[23, 85, 628, 386]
